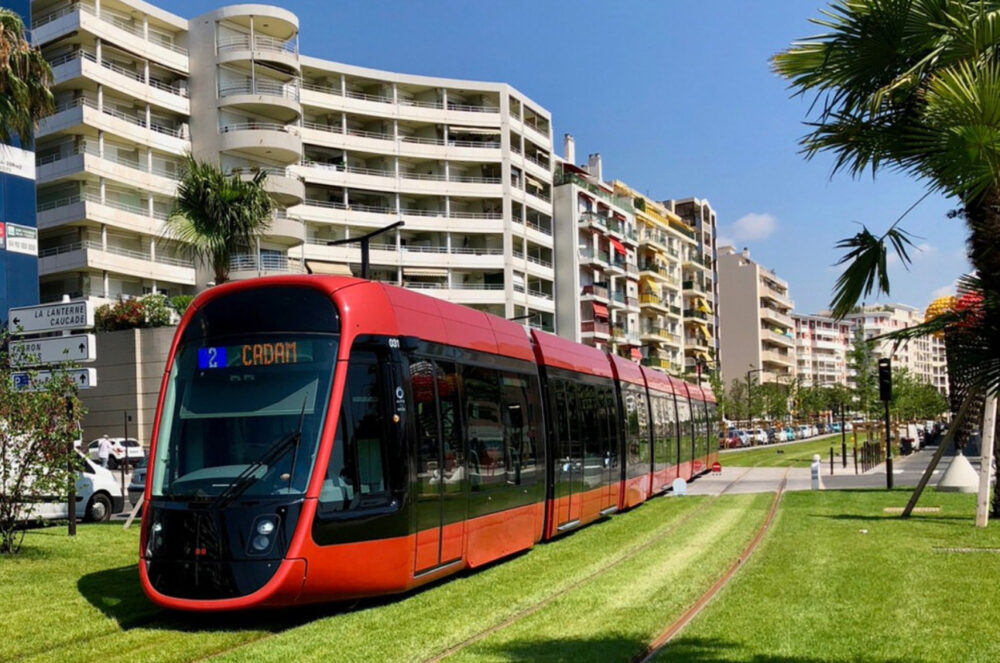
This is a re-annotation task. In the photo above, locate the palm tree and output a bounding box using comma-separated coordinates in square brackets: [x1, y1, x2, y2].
[0, 8, 54, 144]
[772, 1, 1000, 316]
[166, 155, 273, 284]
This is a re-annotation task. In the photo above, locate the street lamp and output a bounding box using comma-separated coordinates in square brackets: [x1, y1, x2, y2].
[747, 366, 763, 433]
[326, 220, 405, 279]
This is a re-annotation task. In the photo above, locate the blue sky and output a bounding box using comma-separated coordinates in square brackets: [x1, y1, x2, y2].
[168, 0, 971, 314]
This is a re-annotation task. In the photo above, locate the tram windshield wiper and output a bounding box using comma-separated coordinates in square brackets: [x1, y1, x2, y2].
[210, 401, 307, 510]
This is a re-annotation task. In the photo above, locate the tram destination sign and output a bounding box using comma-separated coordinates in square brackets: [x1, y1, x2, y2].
[8, 301, 94, 335]
[11, 368, 97, 392]
[9, 334, 97, 368]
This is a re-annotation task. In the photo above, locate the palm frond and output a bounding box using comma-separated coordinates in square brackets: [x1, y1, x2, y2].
[829, 224, 916, 319]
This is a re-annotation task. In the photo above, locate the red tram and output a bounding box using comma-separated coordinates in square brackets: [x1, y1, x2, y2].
[139, 276, 717, 611]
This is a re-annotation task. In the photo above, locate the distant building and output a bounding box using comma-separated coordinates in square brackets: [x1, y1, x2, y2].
[793, 313, 852, 388]
[0, 0, 40, 320]
[716, 245, 796, 387]
[843, 303, 948, 394]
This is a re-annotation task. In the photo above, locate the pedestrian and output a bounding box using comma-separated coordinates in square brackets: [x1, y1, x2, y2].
[98, 434, 113, 468]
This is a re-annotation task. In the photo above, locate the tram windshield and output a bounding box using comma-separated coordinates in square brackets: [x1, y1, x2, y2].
[151, 288, 339, 501]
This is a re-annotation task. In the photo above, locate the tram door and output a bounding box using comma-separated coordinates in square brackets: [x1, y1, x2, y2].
[551, 380, 583, 528]
[412, 359, 466, 573]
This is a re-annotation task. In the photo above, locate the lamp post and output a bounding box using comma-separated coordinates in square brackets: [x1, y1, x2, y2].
[746, 366, 763, 434]
[326, 220, 405, 279]
[836, 401, 847, 468]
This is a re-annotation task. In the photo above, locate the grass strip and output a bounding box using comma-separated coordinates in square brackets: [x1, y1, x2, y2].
[206, 496, 710, 663]
[661, 491, 1000, 662]
[720, 433, 870, 468]
[440, 493, 773, 663]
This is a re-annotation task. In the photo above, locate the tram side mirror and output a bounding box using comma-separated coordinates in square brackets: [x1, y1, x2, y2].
[399, 336, 420, 352]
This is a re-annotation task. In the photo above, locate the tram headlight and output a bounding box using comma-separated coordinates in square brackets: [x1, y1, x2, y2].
[248, 515, 279, 555]
[147, 521, 164, 555]
[251, 535, 271, 552]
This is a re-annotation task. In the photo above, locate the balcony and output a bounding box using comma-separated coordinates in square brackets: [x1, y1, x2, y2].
[580, 247, 609, 268]
[579, 211, 608, 231]
[37, 191, 167, 235]
[760, 306, 793, 328]
[219, 122, 301, 161]
[228, 166, 305, 206]
[34, 4, 189, 73]
[217, 33, 298, 70]
[37, 147, 179, 196]
[581, 320, 610, 337]
[581, 284, 609, 301]
[762, 328, 795, 347]
[683, 309, 709, 321]
[218, 80, 301, 121]
[39, 240, 195, 285]
[761, 349, 795, 368]
[39, 97, 188, 152]
[640, 293, 668, 312]
[641, 356, 674, 371]
[228, 253, 305, 279]
[48, 50, 189, 115]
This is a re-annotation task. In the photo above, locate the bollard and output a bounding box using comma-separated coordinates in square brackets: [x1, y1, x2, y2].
[853, 444, 858, 475]
[811, 454, 821, 491]
[830, 447, 834, 475]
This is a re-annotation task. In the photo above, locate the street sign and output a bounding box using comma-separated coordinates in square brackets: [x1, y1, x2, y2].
[8, 301, 94, 335]
[9, 334, 97, 367]
[10, 368, 97, 391]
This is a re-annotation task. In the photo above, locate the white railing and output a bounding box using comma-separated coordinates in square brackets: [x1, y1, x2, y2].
[217, 34, 296, 54]
[35, 143, 181, 181]
[34, 4, 188, 56]
[446, 102, 500, 113]
[301, 120, 343, 134]
[398, 97, 443, 109]
[220, 122, 296, 134]
[47, 96, 184, 137]
[39, 239, 193, 268]
[219, 80, 298, 101]
[301, 81, 342, 96]
[229, 254, 305, 273]
[345, 89, 393, 104]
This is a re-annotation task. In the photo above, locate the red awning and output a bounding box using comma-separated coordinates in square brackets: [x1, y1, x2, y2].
[630, 347, 642, 360]
[610, 238, 626, 255]
[592, 302, 609, 319]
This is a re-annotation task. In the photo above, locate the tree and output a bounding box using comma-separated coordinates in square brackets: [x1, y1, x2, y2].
[0, 9, 53, 145]
[0, 334, 84, 554]
[166, 155, 273, 285]
[847, 327, 878, 418]
[760, 382, 791, 420]
[707, 368, 726, 422]
[726, 378, 748, 423]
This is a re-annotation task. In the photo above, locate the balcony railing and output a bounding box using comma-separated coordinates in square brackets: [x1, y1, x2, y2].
[582, 284, 609, 299]
[39, 239, 193, 268]
[301, 199, 502, 220]
[229, 253, 305, 273]
[33, 4, 188, 56]
[48, 96, 185, 137]
[220, 122, 296, 135]
[217, 34, 296, 54]
[581, 320, 610, 335]
[219, 80, 299, 101]
[37, 191, 170, 221]
[447, 101, 500, 113]
[36, 143, 182, 182]
[524, 219, 553, 235]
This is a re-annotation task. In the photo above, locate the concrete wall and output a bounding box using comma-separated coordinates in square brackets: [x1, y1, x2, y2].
[717, 246, 762, 387]
[78, 326, 176, 447]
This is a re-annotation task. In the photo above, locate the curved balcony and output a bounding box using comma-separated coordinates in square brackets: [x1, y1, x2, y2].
[267, 212, 306, 246]
[229, 167, 305, 206]
[218, 81, 301, 122]
[228, 253, 306, 280]
[217, 34, 300, 72]
[219, 123, 301, 162]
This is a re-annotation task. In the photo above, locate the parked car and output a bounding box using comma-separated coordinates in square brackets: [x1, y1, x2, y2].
[810, 425, 819, 437]
[753, 428, 768, 445]
[30, 451, 125, 522]
[127, 457, 148, 506]
[783, 427, 795, 441]
[844, 422, 854, 432]
[728, 428, 751, 447]
[796, 425, 811, 439]
[86, 437, 144, 469]
[830, 422, 841, 433]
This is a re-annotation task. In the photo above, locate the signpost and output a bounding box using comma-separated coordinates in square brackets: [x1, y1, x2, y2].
[9, 334, 96, 367]
[7, 299, 98, 535]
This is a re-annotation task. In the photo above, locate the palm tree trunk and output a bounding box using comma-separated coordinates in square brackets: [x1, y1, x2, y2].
[963, 191, 1000, 515]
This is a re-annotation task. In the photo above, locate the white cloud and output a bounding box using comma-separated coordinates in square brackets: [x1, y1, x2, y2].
[726, 213, 778, 243]
[888, 242, 936, 266]
[930, 284, 955, 300]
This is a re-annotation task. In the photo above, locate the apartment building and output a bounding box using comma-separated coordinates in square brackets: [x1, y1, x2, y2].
[668, 197, 720, 379]
[793, 313, 852, 388]
[844, 303, 948, 394]
[716, 245, 796, 387]
[30, 0, 556, 327]
[552, 142, 641, 357]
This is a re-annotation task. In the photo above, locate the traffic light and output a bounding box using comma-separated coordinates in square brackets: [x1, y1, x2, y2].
[878, 358, 892, 402]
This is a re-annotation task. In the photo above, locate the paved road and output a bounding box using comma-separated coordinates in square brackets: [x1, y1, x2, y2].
[688, 444, 980, 496]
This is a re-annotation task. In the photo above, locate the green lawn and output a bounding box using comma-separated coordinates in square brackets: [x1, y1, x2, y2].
[661, 490, 1000, 662]
[6, 489, 998, 662]
[720, 432, 872, 468]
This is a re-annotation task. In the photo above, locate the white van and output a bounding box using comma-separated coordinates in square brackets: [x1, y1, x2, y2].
[30, 451, 125, 522]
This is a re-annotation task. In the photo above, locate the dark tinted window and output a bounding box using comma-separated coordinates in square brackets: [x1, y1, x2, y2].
[318, 350, 391, 513]
[181, 286, 339, 344]
[500, 372, 541, 488]
[464, 365, 504, 488]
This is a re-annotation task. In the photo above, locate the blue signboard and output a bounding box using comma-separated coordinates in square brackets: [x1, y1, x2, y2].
[0, 0, 40, 324]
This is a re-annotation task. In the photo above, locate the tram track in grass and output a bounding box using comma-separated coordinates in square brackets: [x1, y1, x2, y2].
[422, 468, 757, 663]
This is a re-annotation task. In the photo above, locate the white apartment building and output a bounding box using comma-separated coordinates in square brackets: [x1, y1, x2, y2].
[844, 303, 949, 394]
[716, 245, 796, 387]
[31, 0, 556, 327]
[793, 313, 852, 388]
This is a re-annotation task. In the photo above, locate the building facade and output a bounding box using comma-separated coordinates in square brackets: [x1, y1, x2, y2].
[716, 245, 796, 387]
[793, 313, 851, 388]
[30, 0, 556, 327]
[844, 303, 949, 394]
[1, 0, 41, 320]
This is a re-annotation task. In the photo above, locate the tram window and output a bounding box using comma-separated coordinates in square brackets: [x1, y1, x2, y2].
[437, 361, 465, 484]
[463, 365, 504, 488]
[500, 373, 540, 487]
[319, 351, 390, 513]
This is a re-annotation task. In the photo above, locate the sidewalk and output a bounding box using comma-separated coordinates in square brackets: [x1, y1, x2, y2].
[687, 444, 977, 496]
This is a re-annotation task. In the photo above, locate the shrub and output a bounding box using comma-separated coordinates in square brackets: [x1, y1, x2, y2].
[170, 295, 194, 317]
[94, 294, 175, 332]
